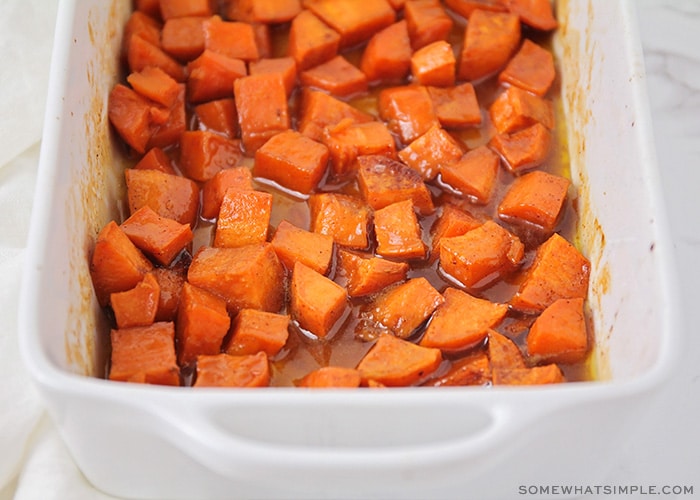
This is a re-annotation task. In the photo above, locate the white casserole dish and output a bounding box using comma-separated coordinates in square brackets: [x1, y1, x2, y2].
[19, 0, 680, 498]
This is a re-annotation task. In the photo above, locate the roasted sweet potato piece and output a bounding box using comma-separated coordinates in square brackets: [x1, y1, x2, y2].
[443, 0, 508, 18]
[492, 364, 565, 385]
[159, 0, 214, 19]
[439, 220, 524, 289]
[125, 168, 199, 227]
[322, 120, 396, 179]
[194, 98, 238, 138]
[193, 352, 271, 387]
[186, 50, 247, 103]
[249, 57, 298, 97]
[203, 16, 259, 61]
[300, 55, 368, 97]
[134, 0, 161, 18]
[488, 329, 526, 369]
[120, 205, 193, 266]
[440, 144, 500, 204]
[179, 130, 243, 182]
[299, 366, 362, 388]
[200, 167, 254, 220]
[150, 266, 186, 322]
[253, 129, 329, 195]
[90, 221, 154, 306]
[429, 204, 482, 261]
[161, 15, 206, 62]
[287, 9, 341, 71]
[304, 0, 396, 49]
[527, 297, 588, 364]
[398, 124, 464, 180]
[505, 0, 558, 31]
[188, 244, 286, 314]
[489, 85, 554, 134]
[128, 33, 186, 82]
[428, 83, 482, 129]
[410, 40, 456, 87]
[214, 189, 273, 248]
[108, 84, 156, 154]
[127, 66, 181, 107]
[379, 85, 440, 145]
[134, 147, 176, 174]
[499, 39, 556, 96]
[489, 122, 552, 172]
[373, 200, 427, 260]
[270, 220, 335, 275]
[109, 322, 180, 386]
[122, 11, 161, 57]
[225, 309, 290, 357]
[147, 84, 187, 151]
[457, 9, 520, 82]
[510, 233, 590, 313]
[420, 288, 508, 351]
[290, 261, 348, 338]
[224, 0, 302, 24]
[110, 272, 160, 329]
[309, 193, 371, 249]
[404, 0, 453, 50]
[297, 88, 374, 142]
[423, 351, 491, 387]
[356, 334, 442, 386]
[360, 20, 412, 85]
[337, 249, 408, 297]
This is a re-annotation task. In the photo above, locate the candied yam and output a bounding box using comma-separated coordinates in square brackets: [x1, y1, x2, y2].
[125, 168, 199, 227]
[110, 273, 160, 329]
[127, 66, 180, 107]
[487, 329, 526, 369]
[128, 34, 186, 82]
[379, 85, 440, 145]
[90, 221, 154, 307]
[439, 220, 524, 289]
[322, 120, 396, 179]
[410, 40, 456, 87]
[253, 129, 329, 195]
[497, 170, 570, 233]
[290, 262, 348, 338]
[428, 83, 482, 129]
[510, 233, 590, 313]
[135, 0, 161, 18]
[108, 84, 155, 154]
[270, 220, 335, 275]
[201, 167, 254, 220]
[489, 85, 554, 134]
[297, 88, 374, 142]
[489, 122, 552, 172]
[214, 189, 273, 248]
[134, 147, 176, 174]
[458, 9, 520, 82]
[179, 130, 243, 182]
[159, 0, 214, 19]
[249, 57, 298, 97]
[492, 364, 565, 385]
[527, 297, 588, 364]
[203, 16, 259, 61]
[499, 39, 556, 96]
[186, 50, 247, 103]
[188, 244, 286, 314]
[299, 366, 362, 388]
[423, 351, 491, 387]
[109, 322, 180, 386]
[304, 0, 396, 49]
[194, 98, 238, 137]
[356, 155, 435, 215]
[147, 83, 187, 151]
[505, 0, 558, 31]
[300, 55, 369, 97]
[398, 124, 464, 180]
[429, 204, 482, 260]
[404, 0, 454, 50]
[120, 206, 193, 266]
[252, 23, 273, 59]
[225, 309, 290, 357]
[161, 15, 207, 62]
[225, 0, 302, 24]
[122, 11, 161, 57]
[360, 20, 412, 85]
[150, 266, 186, 322]
[356, 334, 442, 386]
[287, 9, 341, 71]
[194, 352, 271, 387]
[373, 200, 427, 260]
[337, 249, 408, 298]
[309, 193, 371, 249]
[440, 144, 500, 204]
[443, 0, 508, 18]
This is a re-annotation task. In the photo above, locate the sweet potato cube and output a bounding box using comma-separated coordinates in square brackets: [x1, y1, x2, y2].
[127, 66, 180, 107]
[290, 261, 348, 338]
[429, 204, 482, 260]
[159, 0, 214, 19]
[373, 200, 427, 260]
[179, 130, 243, 182]
[299, 366, 362, 388]
[270, 220, 335, 275]
[443, 0, 508, 18]
[110, 273, 160, 329]
[150, 266, 186, 322]
[492, 364, 565, 385]
[300, 55, 368, 97]
[489, 122, 552, 172]
[147, 84, 187, 152]
[225, 309, 290, 357]
[489, 86, 554, 134]
[506, 0, 558, 31]
[360, 20, 412, 85]
[510, 233, 590, 313]
[439, 220, 524, 289]
[398, 124, 464, 180]
[287, 10, 341, 71]
[428, 83, 482, 128]
[363, 278, 444, 339]
[187, 244, 286, 314]
[487, 329, 526, 369]
[134, 147, 176, 174]
[337, 249, 408, 297]
[420, 288, 508, 351]
[356, 334, 442, 387]
[404, 0, 453, 50]
[498, 170, 570, 232]
[356, 155, 434, 215]
[186, 50, 247, 103]
[203, 16, 259, 61]
[499, 39, 556, 96]
[304, 0, 396, 49]
[214, 189, 273, 248]
[108, 84, 156, 154]
[176, 282, 231, 365]
[125, 168, 200, 227]
[423, 351, 491, 387]
[122, 11, 161, 57]
[441, 144, 500, 204]
[128, 34, 186, 82]
[225, 0, 302, 24]
[458, 9, 520, 81]
[201, 167, 254, 219]
[253, 129, 329, 195]
[135, 0, 161, 18]
[249, 57, 298, 97]
[120, 206, 193, 266]
[109, 322, 180, 386]
[527, 297, 588, 364]
[297, 88, 374, 142]
[234, 73, 290, 154]
[194, 352, 271, 387]
[410, 40, 456, 87]
[309, 193, 371, 249]
[322, 120, 396, 179]
[194, 98, 238, 138]
[161, 15, 207, 62]
[90, 221, 154, 306]
[379, 85, 440, 145]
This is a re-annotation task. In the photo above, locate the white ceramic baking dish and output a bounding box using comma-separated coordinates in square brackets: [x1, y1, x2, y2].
[19, 0, 680, 498]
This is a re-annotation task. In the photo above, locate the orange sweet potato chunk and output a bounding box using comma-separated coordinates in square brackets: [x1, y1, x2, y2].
[120, 205, 193, 266]
[410, 40, 456, 87]
[193, 352, 271, 387]
[398, 124, 464, 180]
[297, 88, 374, 142]
[429, 203, 482, 261]
[492, 364, 565, 385]
[488, 329, 526, 370]
[290, 261, 348, 338]
[150, 266, 186, 322]
[443, 0, 508, 18]
[505, 0, 558, 31]
[127, 66, 181, 107]
[300, 55, 368, 97]
[287, 9, 341, 71]
[128, 34, 186, 82]
[360, 20, 412, 85]
[337, 249, 408, 298]
[159, 0, 214, 20]
[499, 39, 556, 96]
[224, 0, 302, 24]
[161, 15, 207, 62]
[125, 168, 200, 227]
[224, 309, 290, 357]
[200, 167, 253, 220]
[309, 193, 371, 249]
[249, 57, 298, 97]
[489, 85, 554, 134]
[299, 366, 362, 388]
[194, 98, 238, 138]
[322, 120, 397, 179]
[356, 334, 442, 386]
[203, 16, 259, 61]
[134, 147, 176, 174]
[373, 200, 427, 260]
[108, 84, 156, 154]
[179, 130, 243, 182]
[428, 83, 482, 129]
[489, 122, 552, 172]
[186, 50, 247, 103]
[379, 85, 440, 145]
[440, 144, 500, 204]
[304, 0, 396, 49]
[214, 189, 273, 248]
[270, 220, 335, 275]
[527, 297, 588, 364]
[404, 0, 453, 50]
[110, 273, 160, 329]
[122, 11, 161, 57]
[423, 351, 491, 387]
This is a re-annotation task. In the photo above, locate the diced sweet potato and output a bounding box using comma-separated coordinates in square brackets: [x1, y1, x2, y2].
[356, 334, 442, 386]
[489, 85, 554, 134]
[428, 83, 482, 129]
[108, 84, 156, 154]
[505, 0, 558, 31]
[373, 200, 427, 260]
[203, 16, 259, 61]
[176, 282, 231, 365]
[134, 0, 161, 19]
[188, 244, 286, 314]
[147, 83, 187, 151]
[224, 309, 290, 357]
[134, 147, 176, 174]
[161, 15, 207, 62]
[252, 23, 272, 59]
[270, 220, 335, 275]
[214, 189, 273, 248]
[287, 9, 341, 71]
[360, 20, 412, 85]
[356, 154, 435, 215]
[90, 221, 154, 306]
[200, 167, 254, 220]
[429, 203, 482, 260]
[487, 329, 526, 369]
[300, 55, 368, 97]
[110, 273, 160, 329]
[457, 9, 520, 82]
[489, 122, 552, 172]
[398, 124, 464, 180]
[337, 249, 408, 297]
[194, 98, 238, 138]
[125, 168, 200, 227]
[423, 351, 491, 386]
[186, 50, 247, 103]
[109, 322, 180, 386]
[224, 0, 302, 24]
[322, 120, 397, 179]
[443, 0, 508, 18]
[120, 205, 193, 266]
[304, 0, 396, 49]
[193, 352, 271, 387]
[410, 40, 456, 87]
[179, 130, 243, 182]
[127, 34, 186, 82]
[159, 0, 214, 20]
[297, 88, 374, 142]
[290, 261, 348, 338]
[499, 39, 556, 96]
[299, 366, 362, 388]
[253, 129, 329, 195]
[440, 144, 500, 204]
[150, 266, 186, 322]
[249, 57, 298, 97]
[309, 193, 371, 249]
[379, 85, 440, 145]
[439, 220, 524, 289]
[510, 233, 590, 313]
[404, 0, 453, 50]
[527, 297, 588, 364]
[420, 288, 508, 350]
[492, 364, 565, 385]
[122, 11, 161, 58]
[127, 66, 180, 107]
